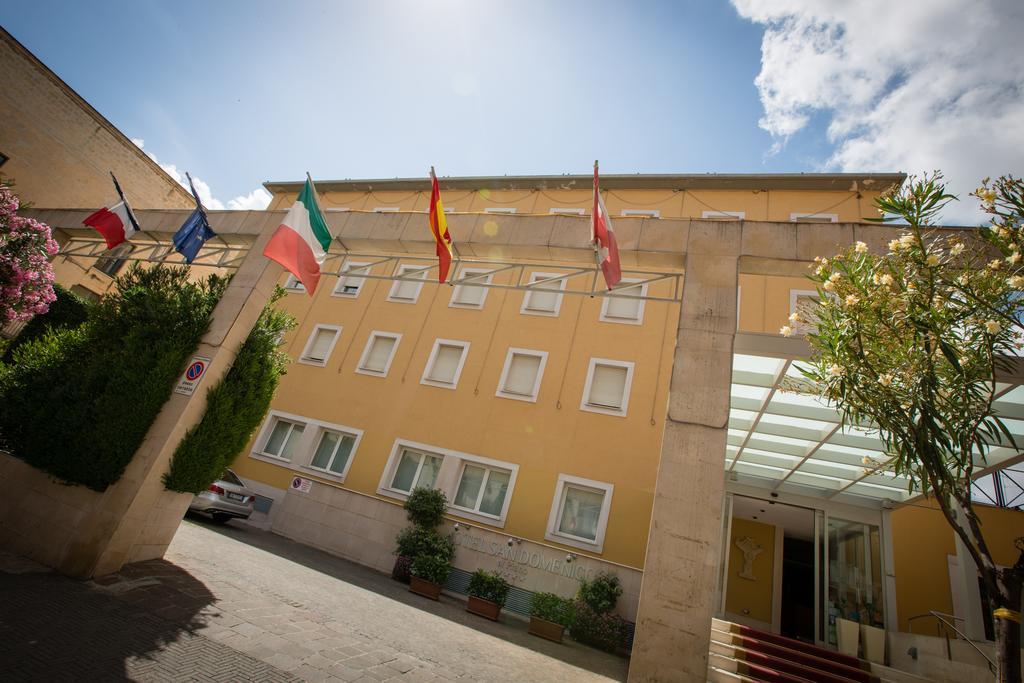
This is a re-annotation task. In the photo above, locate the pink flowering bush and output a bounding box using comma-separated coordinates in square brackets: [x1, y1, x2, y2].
[0, 183, 59, 324]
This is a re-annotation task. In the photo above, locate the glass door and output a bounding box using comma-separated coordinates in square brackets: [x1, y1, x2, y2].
[824, 516, 885, 647]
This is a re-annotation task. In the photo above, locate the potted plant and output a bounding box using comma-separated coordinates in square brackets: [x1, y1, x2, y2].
[568, 572, 633, 655]
[466, 569, 510, 621]
[394, 488, 450, 584]
[529, 592, 574, 643]
[409, 554, 451, 600]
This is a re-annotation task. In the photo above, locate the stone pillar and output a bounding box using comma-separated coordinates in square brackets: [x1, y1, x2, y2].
[59, 228, 283, 578]
[629, 221, 739, 682]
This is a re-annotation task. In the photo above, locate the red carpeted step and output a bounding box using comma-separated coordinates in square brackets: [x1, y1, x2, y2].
[733, 645, 867, 683]
[732, 634, 876, 683]
[733, 658, 817, 683]
[730, 624, 867, 672]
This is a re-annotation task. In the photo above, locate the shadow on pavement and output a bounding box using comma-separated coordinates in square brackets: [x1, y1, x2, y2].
[186, 514, 629, 681]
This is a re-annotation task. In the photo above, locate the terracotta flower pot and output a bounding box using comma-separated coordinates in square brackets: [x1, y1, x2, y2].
[409, 575, 442, 600]
[466, 595, 501, 621]
[528, 616, 565, 643]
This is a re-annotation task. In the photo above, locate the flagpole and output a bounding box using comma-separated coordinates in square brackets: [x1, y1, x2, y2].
[591, 160, 602, 296]
[308, 171, 349, 253]
[110, 171, 141, 234]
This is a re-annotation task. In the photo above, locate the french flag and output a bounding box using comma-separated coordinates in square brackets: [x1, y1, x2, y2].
[83, 173, 141, 249]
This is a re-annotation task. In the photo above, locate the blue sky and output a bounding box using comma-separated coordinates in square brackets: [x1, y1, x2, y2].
[2, 0, 1020, 221]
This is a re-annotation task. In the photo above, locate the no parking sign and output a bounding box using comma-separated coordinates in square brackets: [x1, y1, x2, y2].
[174, 356, 211, 396]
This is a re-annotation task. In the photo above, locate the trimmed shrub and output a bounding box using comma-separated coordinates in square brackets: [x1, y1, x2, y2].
[3, 284, 91, 360]
[577, 571, 623, 614]
[530, 592, 575, 627]
[410, 554, 451, 585]
[467, 570, 510, 606]
[0, 264, 226, 491]
[396, 526, 455, 560]
[403, 487, 448, 529]
[568, 600, 632, 654]
[163, 291, 294, 493]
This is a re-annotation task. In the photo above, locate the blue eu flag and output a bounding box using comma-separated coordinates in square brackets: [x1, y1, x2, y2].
[174, 172, 216, 263]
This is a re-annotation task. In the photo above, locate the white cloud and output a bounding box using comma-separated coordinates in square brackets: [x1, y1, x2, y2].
[733, 0, 1024, 224]
[129, 138, 270, 212]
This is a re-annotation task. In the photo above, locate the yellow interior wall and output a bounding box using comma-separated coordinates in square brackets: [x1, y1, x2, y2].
[725, 517, 776, 624]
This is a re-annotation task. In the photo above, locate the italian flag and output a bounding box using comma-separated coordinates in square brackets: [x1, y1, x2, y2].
[263, 177, 332, 295]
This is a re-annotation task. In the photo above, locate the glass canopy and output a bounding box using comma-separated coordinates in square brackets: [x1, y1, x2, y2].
[727, 351, 1024, 508]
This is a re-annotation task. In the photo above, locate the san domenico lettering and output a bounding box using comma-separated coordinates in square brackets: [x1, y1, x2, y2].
[453, 531, 598, 582]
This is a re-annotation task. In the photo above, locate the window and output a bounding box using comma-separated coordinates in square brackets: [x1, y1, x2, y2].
[521, 272, 566, 316]
[484, 207, 517, 214]
[284, 274, 305, 292]
[421, 339, 469, 389]
[546, 474, 614, 552]
[453, 463, 512, 518]
[449, 268, 493, 309]
[789, 289, 821, 335]
[332, 262, 370, 298]
[70, 285, 101, 303]
[496, 348, 547, 402]
[388, 447, 443, 493]
[581, 358, 634, 416]
[308, 429, 357, 477]
[357, 332, 401, 376]
[299, 325, 341, 366]
[790, 212, 838, 223]
[259, 417, 306, 461]
[600, 279, 647, 324]
[702, 210, 745, 221]
[94, 243, 134, 277]
[550, 208, 585, 216]
[620, 209, 660, 218]
[374, 207, 400, 213]
[387, 264, 428, 303]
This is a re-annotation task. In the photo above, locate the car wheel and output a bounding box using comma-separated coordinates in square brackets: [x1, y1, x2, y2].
[211, 513, 231, 525]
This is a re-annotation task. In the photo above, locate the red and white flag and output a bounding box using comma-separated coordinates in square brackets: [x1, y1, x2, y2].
[83, 173, 141, 249]
[592, 161, 621, 289]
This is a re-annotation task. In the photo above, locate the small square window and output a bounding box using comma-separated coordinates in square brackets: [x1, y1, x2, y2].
[450, 268, 493, 309]
[357, 332, 401, 376]
[284, 274, 305, 292]
[261, 418, 306, 461]
[521, 272, 566, 316]
[549, 208, 585, 216]
[620, 209, 659, 218]
[374, 207, 400, 213]
[387, 265, 428, 303]
[299, 325, 341, 366]
[309, 429, 357, 476]
[453, 463, 512, 518]
[333, 262, 370, 298]
[790, 212, 838, 223]
[600, 280, 646, 324]
[484, 207, 517, 214]
[496, 348, 547, 402]
[581, 358, 634, 416]
[702, 210, 745, 221]
[421, 339, 469, 389]
[390, 448, 443, 493]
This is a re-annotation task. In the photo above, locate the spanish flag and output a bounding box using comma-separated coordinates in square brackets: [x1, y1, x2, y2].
[429, 167, 454, 283]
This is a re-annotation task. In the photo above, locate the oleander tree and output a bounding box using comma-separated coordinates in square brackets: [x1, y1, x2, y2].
[787, 173, 1023, 682]
[0, 182, 58, 324]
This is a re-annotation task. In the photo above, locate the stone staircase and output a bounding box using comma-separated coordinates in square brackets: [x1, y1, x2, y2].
[708, 618, 888, 683]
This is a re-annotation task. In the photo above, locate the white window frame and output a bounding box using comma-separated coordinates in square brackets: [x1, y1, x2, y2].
[444, 207, 456, 213]
[790, 212, 838, 223]
[549, 207, 585, 216]
[332, 261, 371, 298]
[702, 210, 745, 221]
[520, 271, 567, 317]
[495, 348, 548, 403]
[420, 338, 470, 390]
[377, 438, 519, 527]
[599, 279, 648, 325]
[621, 209, 660, 218]
[251, 411, 309, 463]
[449, 267, 493, 309]
[484, 207, 517, 214]
[545, 474, 614, 552]
[250, 410, 363, 483]
[284, 274, 305, 292]
[580, 357, 635, 417]
[356, 331, 402, 377]
[302, 422, 364, 482]
[374, 206, 400, 213]
[298, 324, 342, 367]
[387, 264, 428, 304]
[789, 289, 821, 336]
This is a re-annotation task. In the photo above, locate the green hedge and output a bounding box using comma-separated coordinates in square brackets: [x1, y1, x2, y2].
[3, 284, 91, 361]
[0, 265, 226, 491]
[163, 291, 294, 494]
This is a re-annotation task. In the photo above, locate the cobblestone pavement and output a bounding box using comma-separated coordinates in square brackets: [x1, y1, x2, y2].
[0, 519, 628, 682]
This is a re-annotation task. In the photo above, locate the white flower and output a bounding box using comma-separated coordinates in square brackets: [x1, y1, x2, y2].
[854, 241, 868, 253]
[844, 294, 860, 306]
[985, 320, 1001, 334]
[828, 364, 843, 377]
[815, 265, 827, 275]
[957, 274, 969, 286]
[1009, 275, 1024, 289]
[989, 259, 1003, 270]
[1008, 252, 1022, 264]
[879, 374, 893, 387]
[822, 280, 835, 292]
[829, 273, 842, 283]
[950, 242, 965, 256]
[888, 239, 901, 252]
[926, 254, 940, 266]
[780, 325, 793, 337]
[880, 274, 894, 287]
[788, 312, 801, 323]
[861, 455, 874, 465]
[899, 234, 915, 247]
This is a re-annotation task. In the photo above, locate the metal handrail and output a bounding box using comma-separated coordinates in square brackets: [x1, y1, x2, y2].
[906, 611, 997, 676]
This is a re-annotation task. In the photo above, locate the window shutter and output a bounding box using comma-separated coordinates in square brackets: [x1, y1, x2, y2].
[525, 277, 560, 311]
[428, 344, 463, 383]
[588, 364, 627, 409]
[391, 268, 424, 300]
[338, 266, 367, 294]
[364, 336, 396, 372]
[503, 354, 542, 395]
[453, 281, 486, 306]
[604, 285, 642, 320]
[306, 329, 335, 361]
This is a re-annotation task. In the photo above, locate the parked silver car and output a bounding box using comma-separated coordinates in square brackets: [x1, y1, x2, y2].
[189, 469, 255, 524]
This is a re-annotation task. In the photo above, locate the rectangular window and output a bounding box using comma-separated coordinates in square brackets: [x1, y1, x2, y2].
[450, 268, 493, 309]
[390, 448, 443, 493]
[453, 463, 512, 518]
[521, 272, 566, 316]
[374, 207, 400, 213]
[484, 207, 517, 214]
[789, 289, 821, 336]
[620, 209, 660, 218]
[581, 358, 635, 416]
[308, 429, 357, 476]
[332, 262, 370, 298]
[94, 243, 134, 277]
[549, 208, 585, 216]
[261, 418, 306, 461]
[496, 348, 547, 402]
[702, 210, 745, 221]
[421, 339, 469, 388]
[299, 325, 341, 366]
[357, 332, 401, 376]
[790, 212, 838, 223]
[600, 280, 646, 324]
[546, 474, 614, 552]
[284, 274, 305, 292]
[387, 265, 428, 303]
